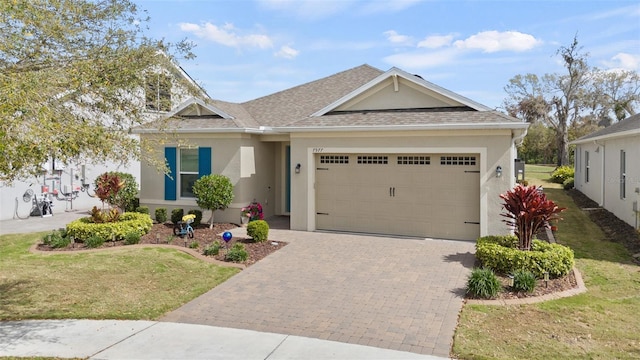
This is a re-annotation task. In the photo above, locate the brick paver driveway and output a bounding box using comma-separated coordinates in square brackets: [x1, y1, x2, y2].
[161, 228, 476, 357]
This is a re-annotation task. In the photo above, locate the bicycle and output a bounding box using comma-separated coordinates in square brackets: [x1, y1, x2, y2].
[173, 214, 195, 238]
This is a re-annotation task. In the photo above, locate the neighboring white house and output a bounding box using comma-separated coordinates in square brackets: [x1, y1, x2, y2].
[136, 65, 529, 241]
[571, 114, 640, 230]
[0, 63, 210, 221]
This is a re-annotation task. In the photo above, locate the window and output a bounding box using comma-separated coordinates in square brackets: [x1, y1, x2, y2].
[180, 149, 199, 198]
[440, 156, 476, 165]
[357, 156, 388, 164]
[164, 147, 211, 201]
[146, 73, 172, 112]
[620, 150, 626, 199]
[397, 156, 430, 165]
[585, 151, 590, 183]
[320, 155, 349, 164]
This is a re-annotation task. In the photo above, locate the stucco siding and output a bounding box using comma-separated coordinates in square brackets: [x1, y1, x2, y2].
[602, 137, 640, 228]
[140, 133, 275, 224]
[574, 142, 604, 205]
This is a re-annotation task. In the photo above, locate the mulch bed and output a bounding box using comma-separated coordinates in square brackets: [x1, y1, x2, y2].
[470, 188, 640, 301]
[36, 222, 287, 267]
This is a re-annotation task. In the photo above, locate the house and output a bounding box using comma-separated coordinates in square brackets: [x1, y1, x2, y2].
[137, 64, 528, 241]
[571, 114, 640, 230]
[0, 61, 209, 221]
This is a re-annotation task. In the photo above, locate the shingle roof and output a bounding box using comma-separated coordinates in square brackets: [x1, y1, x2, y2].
[575, 113, 640, 141]
[138, 64, 524, 133]
[284, 108, 521, 128]
[241, 64, 384, 127]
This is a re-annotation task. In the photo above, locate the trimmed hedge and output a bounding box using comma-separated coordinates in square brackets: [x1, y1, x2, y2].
[247, 220, 269, 242]
[475, 235, 574, 278]
[66, 212, 153, 242]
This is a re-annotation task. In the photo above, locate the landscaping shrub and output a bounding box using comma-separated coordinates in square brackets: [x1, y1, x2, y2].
[563, 177, 574, 190]
[84, 235, 105, 248]
[42, 230, 70, 249]
[203, 241, 221, 256]
[466, 268, 501, 299]
[476, 235, 574, 278]
[512, 269, 536, 293]
[189, 241, 199, 249]
[225, 243, 248, 262]
[135, 206, 149, 214]
[155, 208, 167, 223]
[550, 166, 574, 184]
[247, 220, 269, 242]
[187, 209, 203, 227]
[94, 172, 139, 212]
[500, 184, 565, 250]
[171, 208, 184, 224]
[67, 212, 153, 242]
[124, 231, 141, 245]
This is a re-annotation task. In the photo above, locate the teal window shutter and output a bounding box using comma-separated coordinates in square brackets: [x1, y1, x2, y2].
[199, 147, 211, 177]
[164, 147, 177, 200]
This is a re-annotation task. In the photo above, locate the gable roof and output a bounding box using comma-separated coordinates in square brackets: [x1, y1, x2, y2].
[135, 64, 526, 134]
[572, 114, 640, 144]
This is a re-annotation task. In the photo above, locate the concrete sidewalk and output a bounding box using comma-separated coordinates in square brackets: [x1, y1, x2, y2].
[0, 320, 447, 359]
[0, 208, 90, 235]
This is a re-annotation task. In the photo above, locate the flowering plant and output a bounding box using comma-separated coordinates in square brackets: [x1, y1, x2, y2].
[241, 202, 263, 221]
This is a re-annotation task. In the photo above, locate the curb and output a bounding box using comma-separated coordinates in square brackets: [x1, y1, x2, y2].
[465, 267, 586, 306]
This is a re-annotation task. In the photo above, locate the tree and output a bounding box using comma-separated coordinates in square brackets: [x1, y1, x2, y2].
[192, 174, 234, 229]
[0, 0, 198, 183]
[504, 36, 640, 166]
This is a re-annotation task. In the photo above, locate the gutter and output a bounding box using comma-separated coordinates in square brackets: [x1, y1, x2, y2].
[274, 122, 529, 133]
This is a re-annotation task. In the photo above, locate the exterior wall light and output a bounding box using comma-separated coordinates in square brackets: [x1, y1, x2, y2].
[496, 165, 503, 178]
[295, 163, 301, 174]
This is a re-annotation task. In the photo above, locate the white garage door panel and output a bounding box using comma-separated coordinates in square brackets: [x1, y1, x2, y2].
[315, 153, 480, 240]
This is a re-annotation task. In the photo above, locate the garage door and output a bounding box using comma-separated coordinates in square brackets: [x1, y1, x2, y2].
[315, 154, 480, 240]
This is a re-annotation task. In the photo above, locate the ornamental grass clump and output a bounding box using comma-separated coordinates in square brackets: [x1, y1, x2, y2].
[512, 269, 537, 293]
[500, 184, 565, 250]
[466, 268, 501, 299]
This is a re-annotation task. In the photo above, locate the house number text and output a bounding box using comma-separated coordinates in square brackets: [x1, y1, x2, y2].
[313, 148, 324, 153]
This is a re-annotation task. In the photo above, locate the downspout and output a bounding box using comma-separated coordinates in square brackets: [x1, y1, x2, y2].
[595, 140, 605, 207]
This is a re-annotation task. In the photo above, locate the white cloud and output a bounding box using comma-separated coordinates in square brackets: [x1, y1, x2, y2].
[384, 30, 413, 46]
[275, 45, 300, 59]
[179, 22, 273, 49]
[604, 52, 640, 71]
[417, 34, 455, 49]
[453, 31, 542, 53]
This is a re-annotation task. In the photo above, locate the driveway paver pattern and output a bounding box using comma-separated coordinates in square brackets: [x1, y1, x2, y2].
[161, 228, 475, 357]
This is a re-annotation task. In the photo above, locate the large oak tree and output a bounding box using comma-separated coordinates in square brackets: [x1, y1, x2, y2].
[504, 37, 639, 166]
[0, 0, 197, 183]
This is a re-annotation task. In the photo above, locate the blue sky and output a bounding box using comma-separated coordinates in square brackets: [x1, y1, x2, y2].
[135, 0, 639, 110]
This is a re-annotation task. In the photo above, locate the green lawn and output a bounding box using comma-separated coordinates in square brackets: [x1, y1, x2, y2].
[0, 232, 239, 320]
[452, 165, 640, 359]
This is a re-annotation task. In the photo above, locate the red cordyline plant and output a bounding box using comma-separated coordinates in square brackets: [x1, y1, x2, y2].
[499, 184, 566, 251]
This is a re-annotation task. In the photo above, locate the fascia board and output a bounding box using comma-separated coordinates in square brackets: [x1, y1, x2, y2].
[570, 128, 640, 144]
[273, 122, 529, 133]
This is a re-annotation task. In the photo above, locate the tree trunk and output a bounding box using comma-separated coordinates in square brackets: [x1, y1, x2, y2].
[209, 210, 214, 229]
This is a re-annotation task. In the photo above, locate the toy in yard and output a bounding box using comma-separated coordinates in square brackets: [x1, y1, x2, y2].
[173, 214, 196, 238]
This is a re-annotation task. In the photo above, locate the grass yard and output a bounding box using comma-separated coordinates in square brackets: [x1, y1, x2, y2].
[0, 232, 240, 320]
[453, 165, 640, 359]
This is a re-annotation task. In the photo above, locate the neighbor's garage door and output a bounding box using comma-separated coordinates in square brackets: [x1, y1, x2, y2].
[315, 154, 480, 240]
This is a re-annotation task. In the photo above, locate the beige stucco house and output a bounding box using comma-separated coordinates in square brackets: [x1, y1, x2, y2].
[136, 65, 528, 241]
[571, 114, 640, 230]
